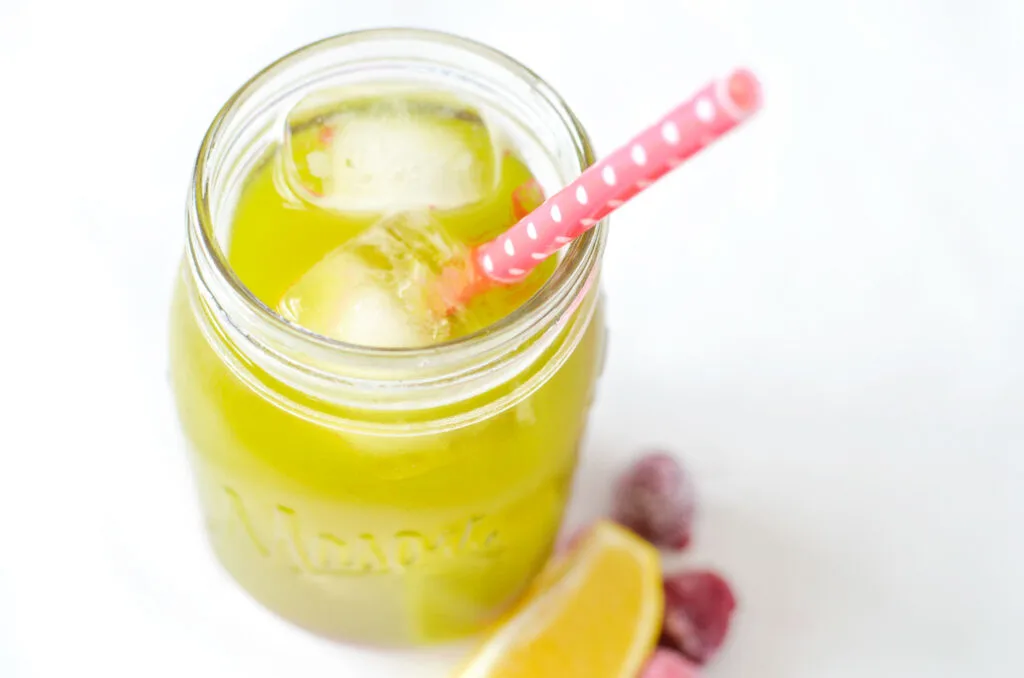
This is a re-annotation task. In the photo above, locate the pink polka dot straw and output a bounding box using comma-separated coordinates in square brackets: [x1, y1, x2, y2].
[436, 68, 762, 311]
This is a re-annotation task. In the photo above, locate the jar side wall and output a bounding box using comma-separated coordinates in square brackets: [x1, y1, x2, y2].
[170, 259, 607, 644]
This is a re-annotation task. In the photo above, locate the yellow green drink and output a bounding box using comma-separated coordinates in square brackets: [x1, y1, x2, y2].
[169, 30, 607, 645]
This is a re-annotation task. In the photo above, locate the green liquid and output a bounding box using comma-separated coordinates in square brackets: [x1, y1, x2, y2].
[170, 92, 604, 644]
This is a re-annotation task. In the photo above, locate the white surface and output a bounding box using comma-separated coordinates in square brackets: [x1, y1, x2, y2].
[1, 1, 1022, 676]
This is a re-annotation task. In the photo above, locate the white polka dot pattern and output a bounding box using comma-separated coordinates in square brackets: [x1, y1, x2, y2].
[471, 69, 761, 283]
[662, 121, 680, 144]
[695, 98, 716, 122]
[631, 145, 648, 166]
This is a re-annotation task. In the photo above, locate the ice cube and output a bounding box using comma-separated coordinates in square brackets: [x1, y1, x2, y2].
[277, 212, 463, 348]
[279, 91, 502, 214]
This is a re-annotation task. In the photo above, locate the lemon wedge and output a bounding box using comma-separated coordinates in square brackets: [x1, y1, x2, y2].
[456, 520, 663, 678]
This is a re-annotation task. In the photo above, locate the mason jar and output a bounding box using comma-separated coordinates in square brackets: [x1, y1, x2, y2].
[169, 28, 608, 646]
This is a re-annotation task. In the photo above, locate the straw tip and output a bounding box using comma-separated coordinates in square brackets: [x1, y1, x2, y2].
[726, 69, 762, 114]
[431, 252, 496, 316]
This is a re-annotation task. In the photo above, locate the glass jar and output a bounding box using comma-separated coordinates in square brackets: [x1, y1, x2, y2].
[169, 28, 608, 646]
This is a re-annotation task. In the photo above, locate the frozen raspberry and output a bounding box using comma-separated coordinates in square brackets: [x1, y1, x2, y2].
[661, 570, 737, 664]
[612, 452, 695, 550]
[318, 124, 334, 146]
[511, 178, 545, 220]
[640, 649, 703, 678]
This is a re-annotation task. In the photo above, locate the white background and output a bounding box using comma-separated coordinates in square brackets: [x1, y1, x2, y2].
[1, 1, 1021, 676]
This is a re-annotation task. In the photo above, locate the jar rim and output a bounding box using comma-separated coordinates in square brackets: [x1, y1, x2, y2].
[188, 27, 606, 390]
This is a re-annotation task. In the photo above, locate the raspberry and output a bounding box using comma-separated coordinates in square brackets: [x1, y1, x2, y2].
[612, 452, 695, 550]
[661, 570, 737, 664]
[511, 178, 545, 220]
[640, 649, 703, 678]
[318, 124, 334, 146]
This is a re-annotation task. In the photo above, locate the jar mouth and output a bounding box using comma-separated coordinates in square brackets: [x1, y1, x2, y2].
[188, 28, 606, 400]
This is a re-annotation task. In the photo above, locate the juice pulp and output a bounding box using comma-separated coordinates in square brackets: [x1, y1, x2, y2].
[170, 91, 605, 644]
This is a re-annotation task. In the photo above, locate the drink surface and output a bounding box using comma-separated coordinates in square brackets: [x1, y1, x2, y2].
[231, 92, 556, 348]
[170, 89, 604, 645]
